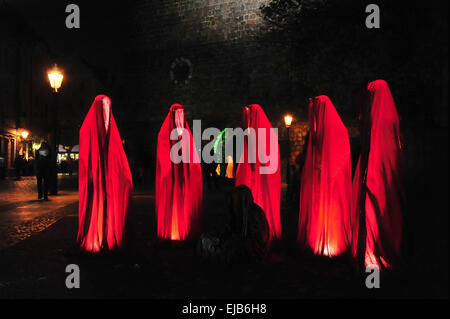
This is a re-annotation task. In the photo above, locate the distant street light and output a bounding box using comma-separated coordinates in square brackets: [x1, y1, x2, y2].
[47, 64, 64, 195]
[18, 130, 30, 160]
[284, 114, 293, 128]
[48, 65, 64, 92]
[284, 114, 294, 201]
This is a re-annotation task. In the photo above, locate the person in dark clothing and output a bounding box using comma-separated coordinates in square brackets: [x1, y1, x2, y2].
[286, 164, 298, 204]
[204, 161, 219, 190]
[26, 156, 35, 176]
[35, 141, 51, 201]
[225, 185, 270, 261]
[14, 154, 25, 180]
[198, 185, 270, 263]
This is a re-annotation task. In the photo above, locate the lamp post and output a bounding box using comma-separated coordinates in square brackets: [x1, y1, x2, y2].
[21, 130, 29, 160]
[284, 114, 293, 201]
[47, 64, 64, 195]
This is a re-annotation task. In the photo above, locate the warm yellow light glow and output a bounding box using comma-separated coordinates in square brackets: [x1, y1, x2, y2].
[284, 114, 293, 128]
[21, 131, 29, 139]
[171, 202, 180, 240]
[32, 143, 41, 150]
[215, 164, 220, 176]
[225, 156, 234, 179]
[48, 66, 64, 92]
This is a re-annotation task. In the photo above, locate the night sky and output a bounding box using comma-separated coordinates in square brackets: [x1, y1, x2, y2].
[6, 0, 125, 68]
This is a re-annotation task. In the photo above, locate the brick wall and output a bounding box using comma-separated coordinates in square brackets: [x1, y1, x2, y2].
[288, 121, 309, 167]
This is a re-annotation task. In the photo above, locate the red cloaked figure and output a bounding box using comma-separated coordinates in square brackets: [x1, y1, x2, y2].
[78, 95, 133, 252]
[297, 96, 352, 257]
[235, 104, 281, 240]
[352, 80, 405, 270]
[156, 104, 203, 240]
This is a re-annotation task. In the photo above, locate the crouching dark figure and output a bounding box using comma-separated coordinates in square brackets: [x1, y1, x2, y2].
[197, 185, 270, 263]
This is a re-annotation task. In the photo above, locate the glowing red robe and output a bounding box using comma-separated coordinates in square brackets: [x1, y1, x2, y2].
[156, 104, 203, 240]
[78, 95, 133, 252]
[297, 96, 352, 257]
[352, 80, 405, 269]
[235, 104, 281, 240]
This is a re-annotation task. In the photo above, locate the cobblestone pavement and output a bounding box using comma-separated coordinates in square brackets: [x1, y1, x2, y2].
[0, 178, 447, 298]
[0, 175, 78, 250]
[0, 176, 43, 207]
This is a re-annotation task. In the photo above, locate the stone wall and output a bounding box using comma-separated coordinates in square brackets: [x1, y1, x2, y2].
[121, 0, 307, 184]
[119, 1, 367, 186]
[124, 0, 275, 123]
[288, 122, 309, 167]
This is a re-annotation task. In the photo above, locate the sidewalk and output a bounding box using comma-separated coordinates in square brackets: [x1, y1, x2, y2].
[0, 181, 366, 299]
[0, 175, 78, 207]
[0, 175, 78, 250]
[0, 179, 447, 298]
[0, 176, 42, 207]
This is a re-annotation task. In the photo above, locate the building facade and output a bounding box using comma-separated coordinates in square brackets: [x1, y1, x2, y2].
[0, 4, 55, 177]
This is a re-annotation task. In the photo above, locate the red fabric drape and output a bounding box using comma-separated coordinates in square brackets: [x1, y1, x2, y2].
[78, 95, 133, 252]
[352, 80, 405, 269]
[298, 95, 352, 256]
[235, 104, 281, 240]
[156, 104, 203, 240]
[298, 96, 352, 257]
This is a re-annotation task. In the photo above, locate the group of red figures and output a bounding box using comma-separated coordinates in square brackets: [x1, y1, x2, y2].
[77, 79, 404, 271]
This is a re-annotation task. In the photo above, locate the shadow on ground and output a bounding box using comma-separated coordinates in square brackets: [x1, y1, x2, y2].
[0, 178, 448, 299]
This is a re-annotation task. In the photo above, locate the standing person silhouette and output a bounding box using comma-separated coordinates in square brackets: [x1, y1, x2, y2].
[36, 141, 51, 201]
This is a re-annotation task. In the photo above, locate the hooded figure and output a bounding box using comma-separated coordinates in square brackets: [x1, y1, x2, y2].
[297, 96, 352, 257]
[156, 104, 203, 240]
[78, 95, 133, 253]
[235, 104, 281, 240]
[197, 185, 269, 262]
[352, 80, 405, 270]
[227, 185, 270, 260]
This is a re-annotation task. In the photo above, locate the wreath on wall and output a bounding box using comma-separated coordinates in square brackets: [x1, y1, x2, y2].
[170, 57, 193, 86]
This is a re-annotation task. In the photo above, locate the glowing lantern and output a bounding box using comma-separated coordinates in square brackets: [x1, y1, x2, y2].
[297, 96, 352, 257]
[21, 131, 29, 139]
[156, 104, 203, 241]
[47, 65, 64, 92]
[284, 114, 293, 128]
[235, 104, 281, 240]
[77, 95, 133, 252]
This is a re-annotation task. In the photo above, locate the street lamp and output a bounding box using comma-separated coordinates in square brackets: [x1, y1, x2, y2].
[48, 65, 64, 92]
[18, 130, 30, 161]
[284, 114, 293, 128]
[47, 64, 64, 195]
[284, 114, 294, 202]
